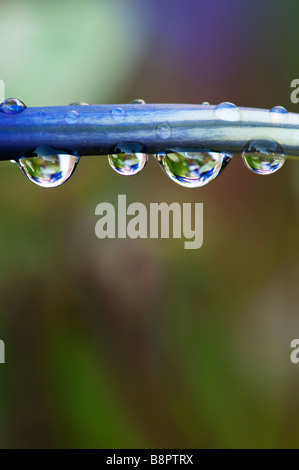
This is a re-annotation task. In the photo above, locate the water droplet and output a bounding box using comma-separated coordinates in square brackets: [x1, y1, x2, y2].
[0, 98, 26, 114]
[270, 105, 288, 122]
[110, 107, 125, 119]
[156, 122, 172, 139]
[65, 110, 79, 123]
[214, 102, 241, 121]
[131, 98, 146, 104]
[202, 101, 209, 105]
[108, 142, 147, 176]
[68, 101, 89, 106]
[159, 150, 226, 187]
[242, 138, 285, 175]
[10, 160, 17, 164]
[270, 105, 287, 114]
[18, 146, 79, 188]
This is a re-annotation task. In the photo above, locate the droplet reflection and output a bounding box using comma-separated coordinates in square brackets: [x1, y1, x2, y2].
[158, 150, 229, 187]
[18, 146, 79, 187]
[108, 142, 147, 176]
[242, 138, 285, 174]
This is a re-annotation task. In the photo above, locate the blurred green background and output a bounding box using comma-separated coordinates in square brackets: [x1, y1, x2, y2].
[1, 0, 299, 449]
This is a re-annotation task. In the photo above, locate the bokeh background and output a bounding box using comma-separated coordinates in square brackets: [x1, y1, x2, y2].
[0, 0, 299, 449]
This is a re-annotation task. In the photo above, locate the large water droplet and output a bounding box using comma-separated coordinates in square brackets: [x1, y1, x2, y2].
[131, 98, 146, 104]
[242, 138, 285, 175]
[18, 146, 79, 188]
[159, 151, 227, 187]
[0, 98, 26, 114]
[214, 102, 241, 121]
[108, 142, 147, 176]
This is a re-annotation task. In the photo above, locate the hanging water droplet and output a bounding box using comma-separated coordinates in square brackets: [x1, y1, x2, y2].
[110, 107, 125, 119]
[159, 150, 227, 188]
[108, 142, 147, 176]
[18, 146, 79, 188]
[242, 138, 285, 175]
[156, 122, 172, 139]
[214, 102, 241, 121]
[68, 101, 89, 106]
[131, 98, 146, 104]
[202, 101, 209, 105]
[0, 98, 26, 114]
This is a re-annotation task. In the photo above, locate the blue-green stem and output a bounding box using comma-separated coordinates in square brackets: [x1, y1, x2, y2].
[0, 104, 299, 160]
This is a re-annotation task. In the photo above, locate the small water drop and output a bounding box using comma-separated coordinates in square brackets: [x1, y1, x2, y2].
[159, 150, 226, 187]
[18, 145, 79, 188]
[65, 110, 79, 123]
[68, 101, 89, 106]
[270, 105, 288, 122]
[214, 101, 241, 121]
[131, 98, 146, 104]
[156, 122, 172, 139]
[0, 98, 26, 114]
[242, 138, 285, 175]
[108, 142, 147, 176]
[202, 101, 209, 105]
[270, 105, 288, 114]
[111, 107, 125, 119]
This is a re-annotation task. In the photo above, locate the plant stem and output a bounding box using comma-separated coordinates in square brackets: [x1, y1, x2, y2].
[0, 104, 299, 160]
